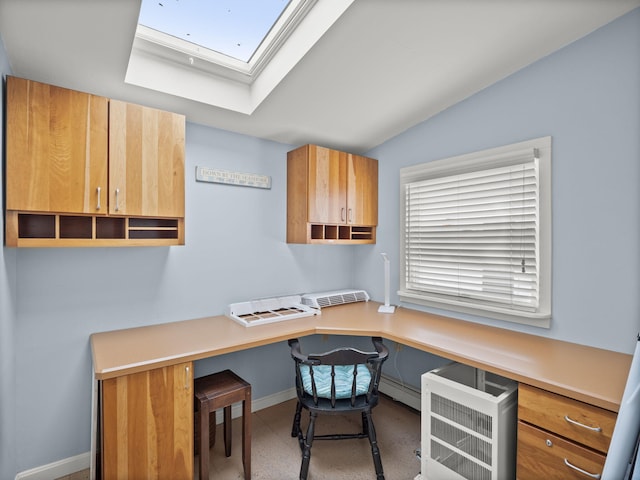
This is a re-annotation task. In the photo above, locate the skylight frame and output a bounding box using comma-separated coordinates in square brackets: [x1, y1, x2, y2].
[133, 0, 318, 84]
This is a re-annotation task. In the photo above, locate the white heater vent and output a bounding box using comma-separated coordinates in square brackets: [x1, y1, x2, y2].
[301, 289, 369, 309]
[421, 363, 518, 480]
[226, 295, 319, 327]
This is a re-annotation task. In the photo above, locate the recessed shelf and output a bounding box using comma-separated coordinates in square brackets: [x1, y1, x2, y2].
[96, 217, 126, 239]
[59, 216, 93, 239]
[18, 214, 56, 238]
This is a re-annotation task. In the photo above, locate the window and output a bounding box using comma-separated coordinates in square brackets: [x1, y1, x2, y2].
[127, 0, 353, 115]
[399, 136, 551, 327]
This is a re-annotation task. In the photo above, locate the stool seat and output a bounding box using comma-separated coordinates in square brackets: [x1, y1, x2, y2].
[194, 369, 251, 480]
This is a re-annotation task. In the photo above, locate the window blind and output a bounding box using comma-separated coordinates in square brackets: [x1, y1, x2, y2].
[403, 153, 539, 312]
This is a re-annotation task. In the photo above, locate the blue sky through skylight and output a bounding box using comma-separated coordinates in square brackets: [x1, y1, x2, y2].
[138, 0, 291, 62]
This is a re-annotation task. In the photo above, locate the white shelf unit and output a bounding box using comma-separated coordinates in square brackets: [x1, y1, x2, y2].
[420, 363, 517, 480]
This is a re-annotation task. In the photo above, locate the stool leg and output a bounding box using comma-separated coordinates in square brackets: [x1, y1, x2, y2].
[224, 405, 232, 457]
[212, 410, 216, 447]
[199, 401, 211, 480]
[242, 394, 251, 479]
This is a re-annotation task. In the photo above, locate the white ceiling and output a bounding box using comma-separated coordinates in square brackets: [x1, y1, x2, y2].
[1, 0, 638, 154]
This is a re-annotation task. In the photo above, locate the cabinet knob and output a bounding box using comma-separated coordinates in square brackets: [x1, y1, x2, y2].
[545, 439, 553, 447]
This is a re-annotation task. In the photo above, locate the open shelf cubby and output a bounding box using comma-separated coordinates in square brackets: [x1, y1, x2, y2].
[6, 211, 183, 247]
[309, 224, 375, 244]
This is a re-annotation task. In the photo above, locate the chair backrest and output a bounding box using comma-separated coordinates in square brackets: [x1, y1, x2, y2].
[289, 337, 389, 408]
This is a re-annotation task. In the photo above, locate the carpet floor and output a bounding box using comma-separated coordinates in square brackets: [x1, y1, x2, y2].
[57, 394, 422, 480]
[198, 395, 421, 480]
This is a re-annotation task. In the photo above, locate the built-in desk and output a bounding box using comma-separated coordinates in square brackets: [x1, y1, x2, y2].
[90, 301, 632, 479]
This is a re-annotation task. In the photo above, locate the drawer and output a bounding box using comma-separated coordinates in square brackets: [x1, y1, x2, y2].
[517, 421, 605, 480]
[518, 383, 616, 453]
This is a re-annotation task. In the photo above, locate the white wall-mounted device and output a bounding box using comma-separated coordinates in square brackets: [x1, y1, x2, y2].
[378, 253, 396, 313]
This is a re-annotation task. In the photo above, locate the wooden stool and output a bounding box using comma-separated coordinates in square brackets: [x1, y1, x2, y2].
[194, 369, 251, 480]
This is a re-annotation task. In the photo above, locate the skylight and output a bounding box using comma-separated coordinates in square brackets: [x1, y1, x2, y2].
[137, 0, 291, 63]
[126, 0, 355, 115]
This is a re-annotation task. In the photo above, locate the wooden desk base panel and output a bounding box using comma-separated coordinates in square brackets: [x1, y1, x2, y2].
[100, 362, 193, 480]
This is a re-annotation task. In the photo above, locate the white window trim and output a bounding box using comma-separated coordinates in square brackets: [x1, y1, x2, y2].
[399, 136, 552, 328]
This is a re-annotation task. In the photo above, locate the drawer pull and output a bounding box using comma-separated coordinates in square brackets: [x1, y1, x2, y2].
[564, 415, 602, 432]
[564, 458, 601, 479]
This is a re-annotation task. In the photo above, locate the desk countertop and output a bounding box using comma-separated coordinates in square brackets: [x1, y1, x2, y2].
[91, 301, 632, 412]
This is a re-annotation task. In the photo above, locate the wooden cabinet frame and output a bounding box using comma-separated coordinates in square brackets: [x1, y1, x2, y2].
[287, 144, 378, 244]
[516, 383, 616, 479]
[5, 76, 185, 247]
[100, 362, 193, 480]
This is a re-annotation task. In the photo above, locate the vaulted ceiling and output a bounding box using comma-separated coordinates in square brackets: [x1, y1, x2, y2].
[1, 0, 638, 153]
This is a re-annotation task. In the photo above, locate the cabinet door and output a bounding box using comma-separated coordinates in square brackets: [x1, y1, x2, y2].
[6, 76, 108, 214]
[109, 100, 185, 217]
[101, 362, 193, 480]
[307, 145, 348, 224]
[347, 154, 378, 226]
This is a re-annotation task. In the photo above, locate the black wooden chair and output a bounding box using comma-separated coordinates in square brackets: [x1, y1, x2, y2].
[288, 336, 389, 480]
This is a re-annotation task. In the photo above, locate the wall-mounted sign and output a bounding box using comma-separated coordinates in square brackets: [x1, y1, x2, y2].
[195, 166, 272, 189]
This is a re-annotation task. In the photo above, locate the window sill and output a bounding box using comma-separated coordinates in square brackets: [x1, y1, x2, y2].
[398, 290, 551, 328]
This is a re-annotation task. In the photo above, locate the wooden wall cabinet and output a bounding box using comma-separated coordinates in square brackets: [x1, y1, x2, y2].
[517, 383, 617, 479]
[100, 362, 193, 480]
[287, 144, 378, 244]
[108, 100, 185, 218]
[5, 76, 185, 247]
[6, 75, 109, 215]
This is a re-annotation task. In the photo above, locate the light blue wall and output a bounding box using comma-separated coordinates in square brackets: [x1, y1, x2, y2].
[1, 31, 18, 480]
[1, 6, 639, 477]
[7, 123, 358, 473]
[361, 7, 640, 356]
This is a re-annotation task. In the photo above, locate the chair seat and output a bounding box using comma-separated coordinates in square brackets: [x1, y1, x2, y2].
[298, 392, 380, 414]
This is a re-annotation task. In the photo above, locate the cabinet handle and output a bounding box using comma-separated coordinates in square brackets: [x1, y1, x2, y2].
[115, 188, 120, 212]
[185, 365, 190, 390]
[96, 187, 101, 210]
[564, 458, 601, 479]
[564, 415, 602, 432]
[341, 208, 346, 222]
[348, 208, 353, 223]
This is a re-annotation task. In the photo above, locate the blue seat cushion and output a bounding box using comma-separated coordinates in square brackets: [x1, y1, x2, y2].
[300, 364, 371, 399]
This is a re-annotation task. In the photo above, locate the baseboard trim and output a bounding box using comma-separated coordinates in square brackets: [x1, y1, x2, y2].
[15, 388, 298, 480]
[224, 386, 297, 423]
[16, 381, 419, 480]
[379, 374, 422, 411]
[15, 452, 91, 480]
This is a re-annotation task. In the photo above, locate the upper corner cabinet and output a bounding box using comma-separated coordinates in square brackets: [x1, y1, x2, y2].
[287, 144, 378, 244]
